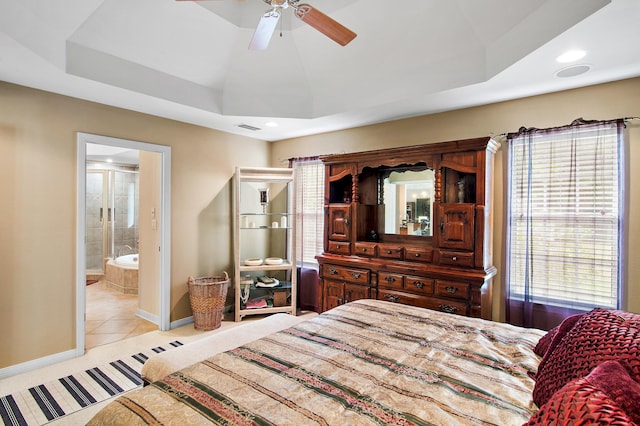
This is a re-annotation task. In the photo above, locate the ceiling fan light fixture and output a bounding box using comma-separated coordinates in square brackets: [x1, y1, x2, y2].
[180, 0, 356, 50]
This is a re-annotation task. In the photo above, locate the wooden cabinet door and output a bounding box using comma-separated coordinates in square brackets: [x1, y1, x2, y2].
[328, 205, 351, 241]
[344, 283, 370, 304]
[437, 203, 475, 250]
[323, 280, 344, 311]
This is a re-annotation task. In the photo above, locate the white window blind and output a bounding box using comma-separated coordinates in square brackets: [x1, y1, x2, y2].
[292, 158, 324, 267]
[507, 120, 622, 310]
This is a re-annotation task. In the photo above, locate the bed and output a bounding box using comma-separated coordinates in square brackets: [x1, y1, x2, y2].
[90, 299, 640, 425]
[89, 299, 548, 425]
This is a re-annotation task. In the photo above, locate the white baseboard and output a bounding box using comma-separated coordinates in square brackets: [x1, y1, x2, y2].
[137, 309, 198, 330]
[1, 314, 197, 378]
[170, 316, 194, 329]
[0, 349, 77, 379]
[136, 308, 159, 325]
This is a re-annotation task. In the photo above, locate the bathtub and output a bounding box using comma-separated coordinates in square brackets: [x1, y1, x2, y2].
[114, 253, 139, 269]
[105, 254, 139, 294]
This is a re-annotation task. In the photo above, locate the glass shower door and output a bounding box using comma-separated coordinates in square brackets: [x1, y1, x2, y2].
[86, 171, 108, 273]
[86, 168, 139, 274]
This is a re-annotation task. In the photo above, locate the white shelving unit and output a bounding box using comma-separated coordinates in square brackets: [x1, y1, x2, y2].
[233, 167, 297, 321]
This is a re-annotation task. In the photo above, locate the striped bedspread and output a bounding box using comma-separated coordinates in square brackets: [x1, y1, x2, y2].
[89, 299, 545, 425]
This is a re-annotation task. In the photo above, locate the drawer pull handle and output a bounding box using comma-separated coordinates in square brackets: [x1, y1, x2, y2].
[387, 250, 392, 254]
[413, 281, 424, 289]
[384, 295, 400, 303]
[415, 253, 420, 257]
[352, 272, 361, 279]
[439, 304, 458, 314]
[452, 256, 457, 261]
[328, 268, 338, 275]
[362, 248, 367, 252]
[445, 286, 458, 294]
[385, 276, 396, 283]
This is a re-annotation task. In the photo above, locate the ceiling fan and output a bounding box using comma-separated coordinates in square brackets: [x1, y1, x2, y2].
[179, 0, 357, 50]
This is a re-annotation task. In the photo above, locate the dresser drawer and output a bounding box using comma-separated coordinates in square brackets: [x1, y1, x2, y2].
[404, 275, 435, 295]
[435, 280, 470, 300]
[378, 244, 404, 260]
[378, 272, 403, 290]
[378, 289, 432, 308]
[438, 250, 474, 268]
[424, 297, 468, 316]
[354, 242, 377, 257]
[322, 264, 370, 285]
[328, 241, 351, 255]
[404, 247, 433, 263]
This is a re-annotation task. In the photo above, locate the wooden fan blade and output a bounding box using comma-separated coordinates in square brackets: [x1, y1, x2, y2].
[294, 4, 356, 46]
[249, 9, 281, 50]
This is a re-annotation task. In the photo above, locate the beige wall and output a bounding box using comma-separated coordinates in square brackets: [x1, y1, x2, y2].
[0, 82, 269, 368]
[1, 77, 638, 370]
[138, 151, 162, 315]
[271, 77, 640, 320]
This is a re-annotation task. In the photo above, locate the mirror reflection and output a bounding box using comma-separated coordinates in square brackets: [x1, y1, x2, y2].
[383, 170, 434, 236]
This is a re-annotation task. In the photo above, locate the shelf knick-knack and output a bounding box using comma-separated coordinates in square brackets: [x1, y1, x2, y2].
[258, 187, 269, 213]
[457, 179, 465, 203]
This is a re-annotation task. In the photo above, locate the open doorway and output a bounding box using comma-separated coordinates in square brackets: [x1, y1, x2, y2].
[84, 146, 155, 348]
[76, 133, 171, 356]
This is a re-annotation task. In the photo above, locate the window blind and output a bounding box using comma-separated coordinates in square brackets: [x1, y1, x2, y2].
[507, 121, 622, 310]
[292, 158, 325, 267]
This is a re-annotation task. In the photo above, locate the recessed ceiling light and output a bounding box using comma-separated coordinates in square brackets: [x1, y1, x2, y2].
[106, 158, 113, 163]
[265, 121, 278, 128]
[556, 50, 586, 63]
[555, 64, 591, 78]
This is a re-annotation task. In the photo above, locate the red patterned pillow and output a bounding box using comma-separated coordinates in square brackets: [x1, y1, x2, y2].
[532, 308, 640, 407]
[532, 310, 639, 358]
[526, 360, 640, 425]
[533, 327, 557, 357]
[533, 313, 583, 358]
[617, 309, 640, 324]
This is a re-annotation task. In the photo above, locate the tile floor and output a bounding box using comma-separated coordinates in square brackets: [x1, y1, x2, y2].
[85, 280, 157, 349]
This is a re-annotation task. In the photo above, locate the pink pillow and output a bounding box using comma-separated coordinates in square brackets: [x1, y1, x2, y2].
[532, 308, 640, 407]
[526, 360, 640, 425]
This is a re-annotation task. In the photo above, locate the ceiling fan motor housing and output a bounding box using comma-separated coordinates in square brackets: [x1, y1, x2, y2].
[269, 0, 288, 7]
[251, 0, 356, 50]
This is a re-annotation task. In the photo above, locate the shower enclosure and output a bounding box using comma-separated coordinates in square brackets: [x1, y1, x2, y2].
[86, 164, 139, 274]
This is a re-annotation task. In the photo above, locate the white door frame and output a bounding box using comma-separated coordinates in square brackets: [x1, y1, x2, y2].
[76, 133, 171, 356]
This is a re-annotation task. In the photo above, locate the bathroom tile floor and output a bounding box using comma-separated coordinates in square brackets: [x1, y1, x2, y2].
[85, 280, 157, 349]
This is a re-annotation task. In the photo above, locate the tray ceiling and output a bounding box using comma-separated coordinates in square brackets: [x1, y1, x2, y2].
[1, 0, 639, 140]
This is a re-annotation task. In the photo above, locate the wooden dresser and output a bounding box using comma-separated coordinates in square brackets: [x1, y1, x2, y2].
[316, 137, 500, 319]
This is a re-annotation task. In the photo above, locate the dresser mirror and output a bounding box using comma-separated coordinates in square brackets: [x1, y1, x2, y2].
[381, 169, 435, 237]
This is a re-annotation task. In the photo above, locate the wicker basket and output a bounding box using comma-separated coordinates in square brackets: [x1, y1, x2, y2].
[187, 272, 229, 330]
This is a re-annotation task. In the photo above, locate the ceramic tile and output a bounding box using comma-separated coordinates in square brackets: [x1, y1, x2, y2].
[85, 281, 155, 350]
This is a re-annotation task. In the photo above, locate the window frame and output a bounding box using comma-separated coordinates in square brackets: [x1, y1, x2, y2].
[505, 119, 625, 313]
[291, 157, 325, 269]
